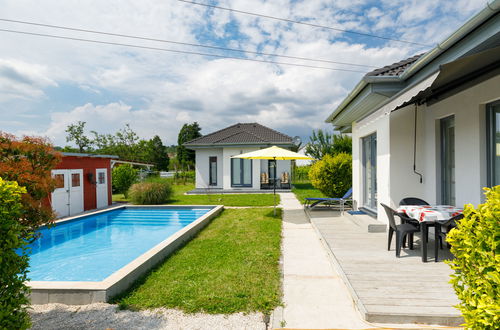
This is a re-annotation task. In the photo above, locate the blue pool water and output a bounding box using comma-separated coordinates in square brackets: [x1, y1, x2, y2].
[27, 207, 211, 281]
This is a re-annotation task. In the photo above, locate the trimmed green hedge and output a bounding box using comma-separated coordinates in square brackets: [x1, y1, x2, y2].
[112, 164, 138, 197]
[447, 186, 500, 329]
[0, 178, 31, 330]
[308, 153, 352, 198]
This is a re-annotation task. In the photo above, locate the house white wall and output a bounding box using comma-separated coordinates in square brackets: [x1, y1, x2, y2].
[352, 73, 500, 224]
[194, 148, 223, 189]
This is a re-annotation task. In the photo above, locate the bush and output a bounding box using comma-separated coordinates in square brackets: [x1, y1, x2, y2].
[0, 178, 31, 330]
[446, 186, 500, 329]
[293, 165, 311, 182]
[308, 153, 352, 198]
[112, 164, 138, 197]
[128, 180, 173, 205]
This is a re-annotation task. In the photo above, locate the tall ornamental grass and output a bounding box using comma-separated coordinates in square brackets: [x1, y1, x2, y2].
[128, 179, 173, 205]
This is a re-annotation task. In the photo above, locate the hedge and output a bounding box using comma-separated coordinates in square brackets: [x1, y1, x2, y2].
[308, 153, 352, 198]
[447, 186, 500, 329]
[0, 178, 31, 329]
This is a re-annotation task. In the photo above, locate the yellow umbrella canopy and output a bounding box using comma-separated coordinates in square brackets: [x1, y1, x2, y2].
[231, 146, 314, 160]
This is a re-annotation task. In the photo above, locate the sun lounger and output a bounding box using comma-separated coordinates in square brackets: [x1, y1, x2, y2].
[304, 188, 353, 213]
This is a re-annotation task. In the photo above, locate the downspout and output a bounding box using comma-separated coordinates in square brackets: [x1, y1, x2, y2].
[413, 104, 423, 183]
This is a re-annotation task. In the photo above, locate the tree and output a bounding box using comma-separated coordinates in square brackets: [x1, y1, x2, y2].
[112, 164, 138, 197]
[305, 129, 352, 160]
[0, 178, 31, 330]
[65, 121, 92, 153]
[145, 136, 169, 171]
[0, 133, 61, 233]
[177, 122, 202, 168]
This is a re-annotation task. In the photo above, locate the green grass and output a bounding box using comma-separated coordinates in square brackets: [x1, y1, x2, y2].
[113, 182, 279, 207]
[116, 208, 282, 314]
[292, 181, 325, 204]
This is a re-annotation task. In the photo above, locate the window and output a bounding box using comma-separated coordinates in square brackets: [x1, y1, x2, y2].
[362, 133, 377, 210]
[54, 174, 65, 189]
[231, 158, 252, 187]
[268, 160, 276, 180]
[209, 157, 217, 186]
[71, 173, 81, 187]
[98, 172, 106, 184]
[487, 101, 500, 186]
[440, 116, 455, 205]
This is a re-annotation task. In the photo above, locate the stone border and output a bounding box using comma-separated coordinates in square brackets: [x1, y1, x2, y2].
[29, 204, 224, 305]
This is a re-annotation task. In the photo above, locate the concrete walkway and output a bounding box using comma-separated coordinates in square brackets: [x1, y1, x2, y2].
[275, 193, 371, 329]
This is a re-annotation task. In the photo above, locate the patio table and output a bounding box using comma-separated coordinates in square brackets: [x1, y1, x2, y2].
[396, 205, 463, 262]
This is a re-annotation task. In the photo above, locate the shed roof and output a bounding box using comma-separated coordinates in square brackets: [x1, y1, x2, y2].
[184, 123, 294, 147]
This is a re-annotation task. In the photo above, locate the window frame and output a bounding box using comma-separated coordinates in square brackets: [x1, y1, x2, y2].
[209, 156, 217, 186]
[231, 158, 253, 187]
[487, 100, 500, 187]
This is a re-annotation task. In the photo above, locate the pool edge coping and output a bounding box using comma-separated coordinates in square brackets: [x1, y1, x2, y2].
[28, 204, 224, 304]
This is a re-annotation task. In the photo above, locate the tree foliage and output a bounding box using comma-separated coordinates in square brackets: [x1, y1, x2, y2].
[447, 186, 500, 329]
[112, 164, 138, 197]
[308, 153, 352, 198]
[305, 129, 351, 159]
[177, 122, 202, 168]
[0, 178, 31, 330]
[63, 122, 170, 169]
[65, 121, 92, 153]
[0, 133, 61, 233]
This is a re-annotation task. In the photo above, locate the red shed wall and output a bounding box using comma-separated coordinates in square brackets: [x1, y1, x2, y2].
[52, 156, 112, 211]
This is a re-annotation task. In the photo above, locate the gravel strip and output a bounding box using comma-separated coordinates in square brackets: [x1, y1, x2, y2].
[30, 303, 266, 330]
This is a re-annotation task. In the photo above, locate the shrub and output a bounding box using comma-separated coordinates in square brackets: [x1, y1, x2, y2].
[0, 132, 61, 233]
[293, 165, 311, 182]
[308, 153, 352, 198]
[446, 186, 500, 329]
[0, 178, 31, 330]
[112, 164, 138, 197]
[128, 181, 173, 205]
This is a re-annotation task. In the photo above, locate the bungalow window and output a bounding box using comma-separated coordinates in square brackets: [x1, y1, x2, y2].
[209, 156, 217, 186]
[231, 158, 252, 187]
[362, 133, 377, 210]
[487, 101, 500, 186]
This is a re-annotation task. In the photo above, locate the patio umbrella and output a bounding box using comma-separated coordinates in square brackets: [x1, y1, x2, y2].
[232, 146, 314, 216]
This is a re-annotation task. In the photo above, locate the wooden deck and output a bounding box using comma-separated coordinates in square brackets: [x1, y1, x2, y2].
[307, 210, 463, 326]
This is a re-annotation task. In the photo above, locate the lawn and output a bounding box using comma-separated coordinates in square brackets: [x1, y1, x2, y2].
[292, 182, 325, 204]
[113, 182, 280, 207]
[116, 208, 282, 314]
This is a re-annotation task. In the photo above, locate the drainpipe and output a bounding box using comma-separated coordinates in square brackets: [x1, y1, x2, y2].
[413, 104, 423, 183]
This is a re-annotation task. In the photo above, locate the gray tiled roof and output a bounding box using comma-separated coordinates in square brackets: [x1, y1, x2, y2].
[365, 54, 424, 77]
[184, 123, 294, 146]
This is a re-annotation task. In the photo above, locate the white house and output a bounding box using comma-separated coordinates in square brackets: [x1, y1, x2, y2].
[184, 123, 295, 192]
[326, 1, 500, 223]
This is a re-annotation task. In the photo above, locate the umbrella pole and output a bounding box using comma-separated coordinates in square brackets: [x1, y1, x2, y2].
[273, 157, 276, 216]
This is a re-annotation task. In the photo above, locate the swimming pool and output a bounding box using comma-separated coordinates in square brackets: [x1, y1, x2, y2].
[28, 205, 223, 304]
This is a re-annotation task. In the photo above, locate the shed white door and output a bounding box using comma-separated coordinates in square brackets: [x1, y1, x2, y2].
[96, 168, 108, 208]
[51, 169, 84, 218]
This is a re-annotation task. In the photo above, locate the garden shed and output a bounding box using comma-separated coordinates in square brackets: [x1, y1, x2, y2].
[50, 152, 118, 218]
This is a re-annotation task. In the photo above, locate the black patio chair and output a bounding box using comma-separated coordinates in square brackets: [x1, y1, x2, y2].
[436, 213, 464, 250]
[381, 203, 420, 258]
[399, 197, 430, 206]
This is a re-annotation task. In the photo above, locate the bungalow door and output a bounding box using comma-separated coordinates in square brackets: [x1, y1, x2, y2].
[362, 134, 377, 211]
[440, 116, 455, 205]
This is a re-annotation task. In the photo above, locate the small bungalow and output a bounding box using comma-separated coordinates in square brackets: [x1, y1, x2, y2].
[325, 1, 500, 223]
[184, 123, 295, 192]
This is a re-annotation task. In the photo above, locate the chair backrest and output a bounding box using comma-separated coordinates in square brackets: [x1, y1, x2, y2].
[281, 172, 289, 183]
[443, 213, 464, 228]
[380, 203, 398, 230]
[399, 197, 429, 206]
[261, 172, 268, 184]
[342, 188, 353, 199]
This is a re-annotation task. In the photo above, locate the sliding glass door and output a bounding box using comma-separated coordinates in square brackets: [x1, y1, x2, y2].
[440, 116, 455, 205]
[487, 102, 500, 186]
[231, 158, 252, 187]
[362, 134, 377, 210]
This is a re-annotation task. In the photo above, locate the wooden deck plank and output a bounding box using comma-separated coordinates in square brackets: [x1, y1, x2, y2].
[308, 211, 463, 326]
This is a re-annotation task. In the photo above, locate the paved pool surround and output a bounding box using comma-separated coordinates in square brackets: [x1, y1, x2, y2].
[28, 204, 224, 305]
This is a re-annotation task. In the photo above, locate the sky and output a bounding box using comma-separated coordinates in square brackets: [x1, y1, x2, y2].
[0, 0, 487, 148]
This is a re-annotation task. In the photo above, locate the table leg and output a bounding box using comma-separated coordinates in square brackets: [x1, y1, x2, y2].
[421, 222, 427, 262]
[435, 223, 440, 262]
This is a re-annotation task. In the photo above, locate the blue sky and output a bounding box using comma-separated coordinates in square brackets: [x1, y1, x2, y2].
[0, 0, 486, 147]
